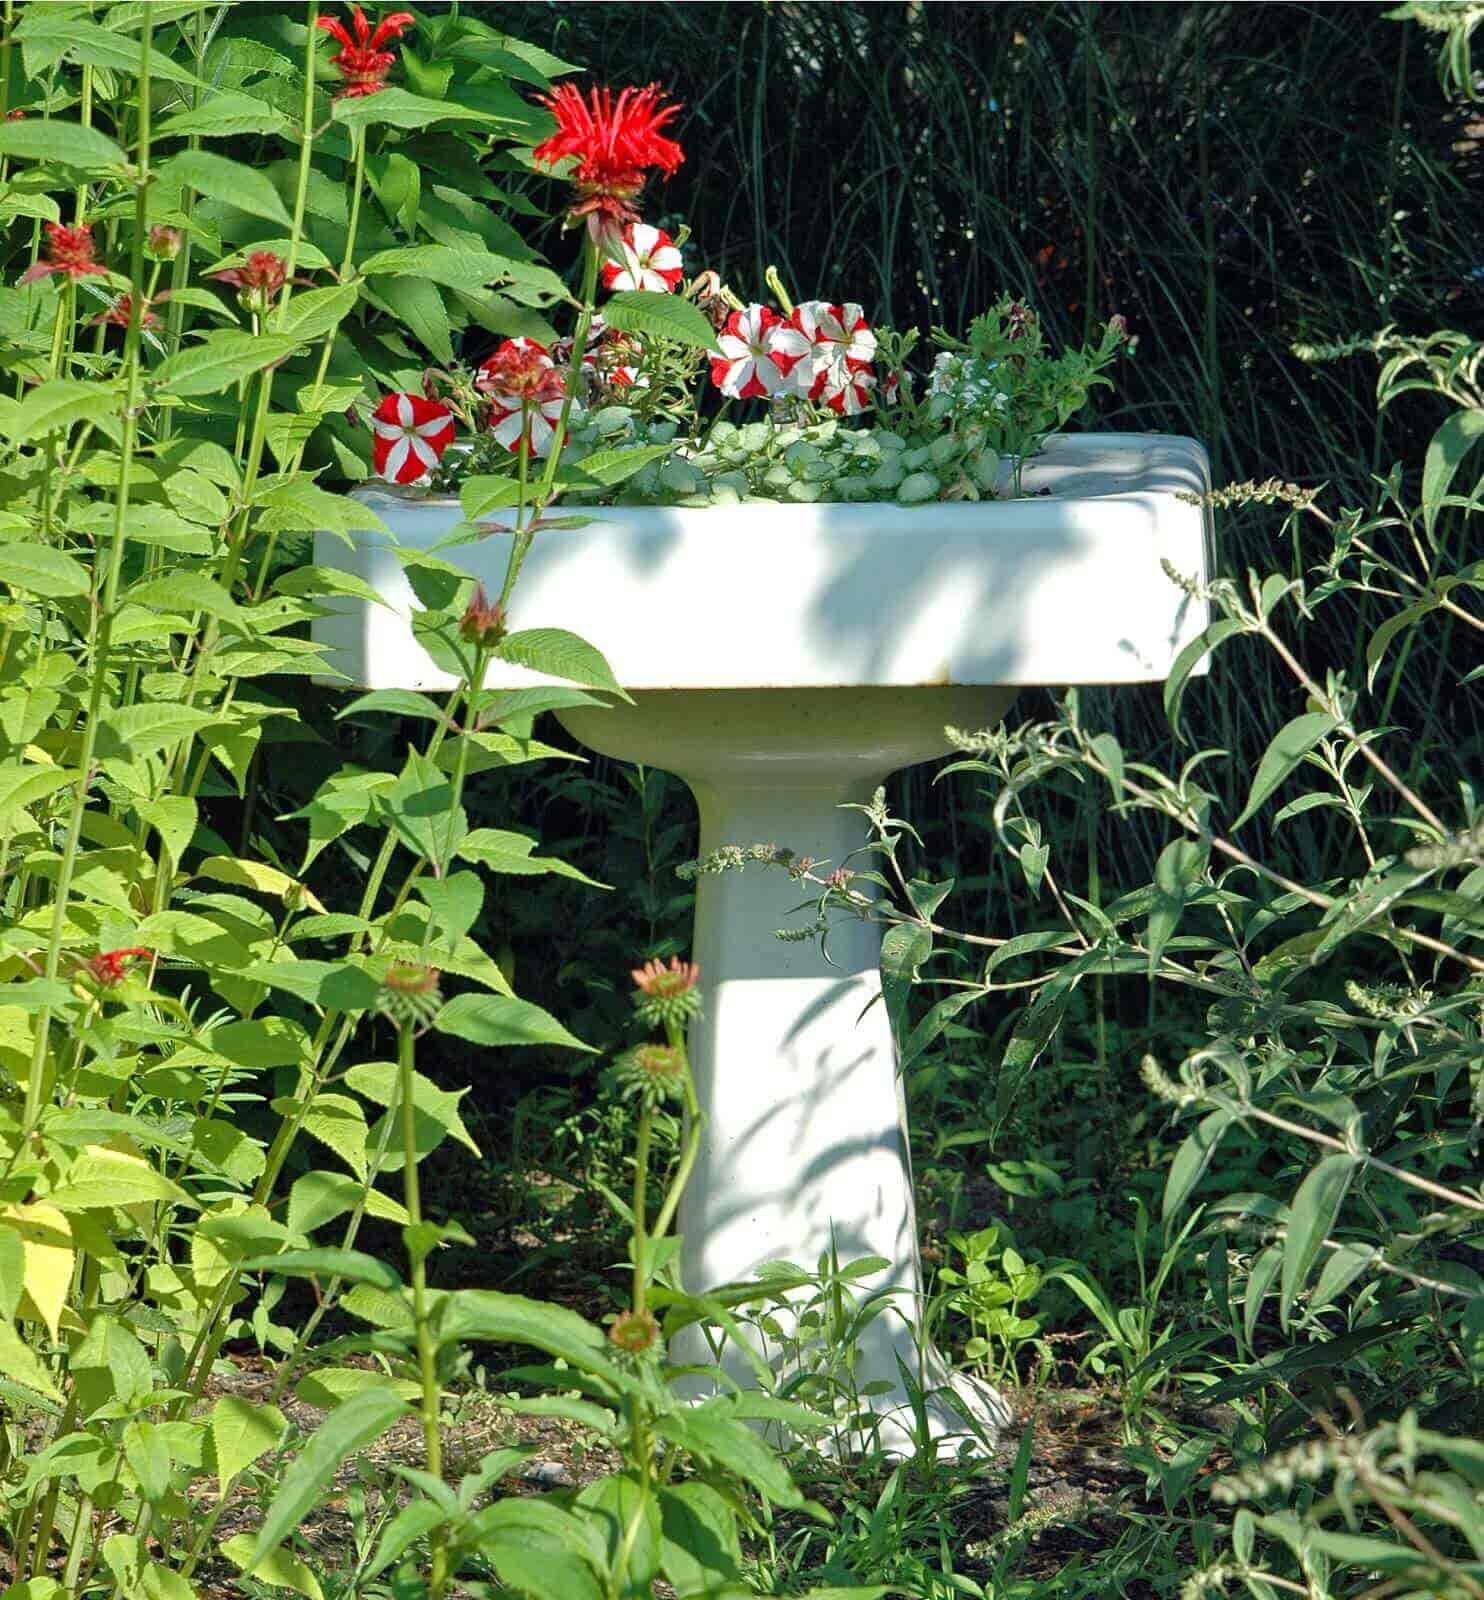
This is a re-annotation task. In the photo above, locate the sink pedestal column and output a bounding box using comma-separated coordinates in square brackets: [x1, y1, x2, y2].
[558, 686, 1015, 1459]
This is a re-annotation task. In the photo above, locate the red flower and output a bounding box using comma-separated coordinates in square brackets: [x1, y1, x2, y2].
[476, 337, 565, 404]
[533, 83, 684, 228]
[316, 6, 416, 98]
[600, 222, 683, 294]
[90, 292, 161, 331]
[207, 250, 304, 316]
[369, 392, 456, 485]
[19, 222, 108, 285]
[85, 947, 151, 987]
[4, 108, 25, 122]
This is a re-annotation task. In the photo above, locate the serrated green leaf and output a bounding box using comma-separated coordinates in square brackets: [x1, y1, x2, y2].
[602, 290, 720, 352]
[0, 540, 90, 598]
[495, 627, 629, 700]
[433, 993, 593, 1052]
[157, 150, 292, 226]
[153, 332, 302, 398]
[0, 119, 127, 172]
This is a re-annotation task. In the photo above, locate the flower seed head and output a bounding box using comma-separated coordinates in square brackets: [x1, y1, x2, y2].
[615, 1042, 687, 1107]
[608, 1307, 661, 1354]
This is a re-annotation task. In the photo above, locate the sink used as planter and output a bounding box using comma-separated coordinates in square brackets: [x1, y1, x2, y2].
[313, 430, 1213, 1458]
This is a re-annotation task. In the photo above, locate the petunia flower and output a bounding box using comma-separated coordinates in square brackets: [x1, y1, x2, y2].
[484, 389, 577, 458]
[708, 304, 799, 400]
[316, 6, 416, 98]
[533, 83, 684, 231]
[820, 364, 877, 416]
[19, 221, 108, 285]
[599, 222, 683, 294]
[785, 300, 877, 400]
[369, 392, 457, 484]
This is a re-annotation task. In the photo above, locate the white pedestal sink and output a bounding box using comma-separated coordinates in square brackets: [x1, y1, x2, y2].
[313, 431, 1213, 1458]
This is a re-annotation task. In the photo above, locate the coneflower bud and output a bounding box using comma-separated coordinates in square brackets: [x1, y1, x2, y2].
[614, 1042, 687, 1107]
[379, 960, 442, 1025]
[608, 1307, 660, 1354]
[629, 956, 702, 1029]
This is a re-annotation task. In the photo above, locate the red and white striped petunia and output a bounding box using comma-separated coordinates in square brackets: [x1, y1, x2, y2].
[785, 300, 877, 401]
[709, 305, 799, 400]
[821, 364, 877, 416]
[369, 392, 456, 484]
[485, 392, 581, 457]
[600, 222, 683, 293]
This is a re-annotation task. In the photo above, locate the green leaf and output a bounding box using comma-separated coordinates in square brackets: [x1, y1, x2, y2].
[1280, 1153, 1357, 1327]
[438, 1290, 625, 1387]
[496, 627, 629, 700]
[658, 1483, 744, 1597]
[246, 1390, 410, 1573]
[209, 1394, 286, 1497]
[1421, 406, 1484, 535]
[654, 1401, 803, 1508]
[602, 290, 720, 353]
[578, 1475, 660, 1597]
[434, 993, 593, 1052]
[275, 283, 361, 344]
[12, 379, 119, 442]
[1147, 836, 1208, 973]
[1164, 618, 1242, 736]
[157, 150, 293, 226]
[0, 119, 127, 172]
[46, 1147, 196, 1212]
[359, 244, 529, 292]
[0, 541, 90, 598]
[243, 1248, 403, 1293]
[98, 703, 217, 761]
[157, 91, 290, 140]
[457, 826, 605, 886]
[379, 750, 465, 865]
[333, 86, 514, 129]
[222, 1534, 324, 1600]
[1232, 711, 1338, 830]
[366, 273, 452, 365]
[127, 572, 242, 621]
[153, 332, 302, 398]
[1163, 1110, 1235, 1221]
[569, 444, 676, 488]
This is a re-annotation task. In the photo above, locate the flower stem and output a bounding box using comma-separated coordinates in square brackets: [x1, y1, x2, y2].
[23, 8, 153, 1137]
[399, 1022, 449, 1597]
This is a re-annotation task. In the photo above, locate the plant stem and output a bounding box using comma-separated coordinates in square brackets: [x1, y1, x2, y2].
[399, 1022, 448, 1597]
[23, 8, 154, 1137]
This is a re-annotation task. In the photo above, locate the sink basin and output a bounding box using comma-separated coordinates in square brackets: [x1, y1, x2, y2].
[313, 430, 1213, 1457]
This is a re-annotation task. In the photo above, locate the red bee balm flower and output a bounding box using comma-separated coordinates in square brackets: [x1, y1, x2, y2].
[370, 393, 456, 484]
[208, 250, 290, 316]
[533, 83, 684, 228]
[91, 292, 161, 331]
[85, 948, 151, 987]
[316, 6, 416, 98]
[19, 222, 107, 285]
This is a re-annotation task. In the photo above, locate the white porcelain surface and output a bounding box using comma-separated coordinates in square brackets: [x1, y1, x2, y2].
[312, 431, 1213, 1458]
[312, 432, 1213, 694]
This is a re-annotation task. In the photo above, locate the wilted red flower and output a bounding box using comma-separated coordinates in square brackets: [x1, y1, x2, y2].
[533, 83, 684, 229]
[84, 947, 151, 987]
[4, 108, 25, 122]
[459, 583, 507, 649]
[316, 6, 416, 98]
[19, 222, 108, 285]
[475, 337, 565, 404]
[90, 292, 161, 331]
[208, 250, 290, 315]
[146, 225, 183, 262]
